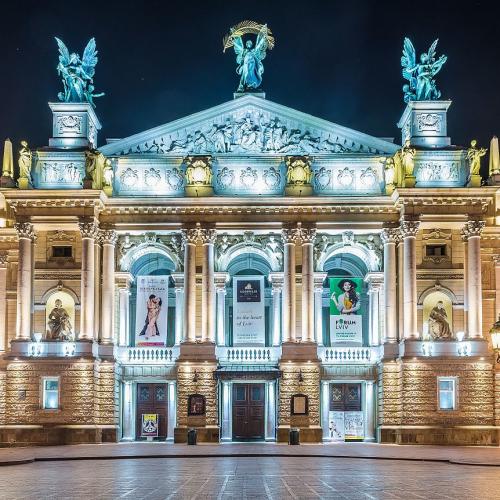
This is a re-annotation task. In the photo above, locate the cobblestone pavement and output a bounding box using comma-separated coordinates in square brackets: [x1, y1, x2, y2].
[1, 456, 500, 500]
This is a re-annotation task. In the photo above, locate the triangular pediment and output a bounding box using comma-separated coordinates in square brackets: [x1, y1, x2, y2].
[100, 95, 399, 157]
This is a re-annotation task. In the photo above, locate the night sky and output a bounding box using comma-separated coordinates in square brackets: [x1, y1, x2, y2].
[1, 0, 499, 158]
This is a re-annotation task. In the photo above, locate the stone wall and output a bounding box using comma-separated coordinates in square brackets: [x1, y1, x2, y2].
[377, 360, 403, 426]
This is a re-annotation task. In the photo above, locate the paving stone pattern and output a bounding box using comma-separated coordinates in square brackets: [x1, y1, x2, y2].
[1, 456, 500, 499]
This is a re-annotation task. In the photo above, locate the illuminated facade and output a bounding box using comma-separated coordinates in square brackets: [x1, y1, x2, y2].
[0, 85, 499, 446]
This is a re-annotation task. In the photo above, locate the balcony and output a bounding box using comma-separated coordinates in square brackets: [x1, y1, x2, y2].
[216, 346, 281, 364]
[116, 346, 179, 365]
[318, 346, 381, 364]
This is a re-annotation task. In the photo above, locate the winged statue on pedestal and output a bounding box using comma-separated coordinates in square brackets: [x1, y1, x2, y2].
[401, 38, 447, 103]
[55, 37, 105, 107]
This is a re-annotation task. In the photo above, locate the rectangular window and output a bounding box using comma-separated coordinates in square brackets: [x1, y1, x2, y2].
[52, 246, 72, 258]
[426, 244, 446, 257]
[42, 377, 59, 410]
[438, 377, 457, 410]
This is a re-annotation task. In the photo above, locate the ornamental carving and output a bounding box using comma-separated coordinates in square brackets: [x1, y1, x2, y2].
[416, 113, 441, 132]
[185, 156, 212, 186]
[285, 157, 313, 186]
[217, 167, 235, 189]
[144, 167, 161, 187]
[41, 161, 83, 184]
[417, 161, 459, 182]
[100, 229, 118, 246]
[78, 221, 99, 239]
[0, 252, 8, 266]
[281, 228, 300, 244]
[422, 229, 451, 240]
[57, 115, 82, 134]
[198, 228, 217, 245]
[314, 167, 331, 190]
[380, 228, 401, 244]
[461, 220, 485, 240]
[337, 167, 354, 187]
[14, 222, 35, 240]
[313, 233, 382, 265]
[181, 228, 202, 245]
[120, 110, 374, 156]
[120, 167, 139, 187]
[298, 227, 316, 244]
[240, 166, 258, 187]
[166, 167, 184, 190]
[117, 233, 182, 261]
[400, 220, 420, 238]
[360, 167, 377, 187]
[263, 166, 281, 189]
[47, 230, 76, 243]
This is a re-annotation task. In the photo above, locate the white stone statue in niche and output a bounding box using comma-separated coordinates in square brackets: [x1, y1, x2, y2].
[428, 300, 452, 340]
[47, 299, 74, 341]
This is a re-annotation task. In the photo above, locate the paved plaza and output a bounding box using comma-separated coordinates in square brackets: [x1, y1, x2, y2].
[1, 455, 499, 499]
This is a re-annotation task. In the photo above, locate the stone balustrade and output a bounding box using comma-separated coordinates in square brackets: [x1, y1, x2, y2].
[215, 346, 281, 363]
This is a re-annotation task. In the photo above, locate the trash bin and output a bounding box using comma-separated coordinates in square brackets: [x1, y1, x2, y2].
[289, 428, 300, 445]
[187, 428, 197, 445]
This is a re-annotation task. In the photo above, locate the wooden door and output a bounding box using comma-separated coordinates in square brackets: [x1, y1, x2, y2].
[136, 383, 168, 440]
[232, 383, 265, 441]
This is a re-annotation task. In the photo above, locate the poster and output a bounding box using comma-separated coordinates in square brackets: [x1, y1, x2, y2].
[344, 411, 364, 440]
[233, 276, 265, 346]
[329, 411, 345, 441]
[135, 275, 169, 346]
[329, 277, 363, 344]
[141, 413, 159, 437]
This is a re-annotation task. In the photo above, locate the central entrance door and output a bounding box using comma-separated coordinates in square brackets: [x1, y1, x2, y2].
[135, 383, 168, 440]
[232, 383, 265, 441]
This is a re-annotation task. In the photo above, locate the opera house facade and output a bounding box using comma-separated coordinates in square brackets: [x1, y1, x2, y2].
[1, 33, 499, 447]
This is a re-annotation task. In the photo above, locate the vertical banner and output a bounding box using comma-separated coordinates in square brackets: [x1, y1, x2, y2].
[141, 413, 159, 437]
[233, 276, 265, 346]
[344, 411, 365, 440]
[328, 411, 345, 441]
[329, 277, 363, 344]
[135, 275, 169, 346]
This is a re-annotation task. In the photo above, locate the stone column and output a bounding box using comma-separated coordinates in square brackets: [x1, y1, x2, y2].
[321, 381, 330, 441]
[314, 273, 327, 345]
[282, 228, 299, 342]
[299, 227, 316, 342]
[462, 220, 485, 338]
[381, 228, 400, 343]
[400, 220, 420, 339]
[167, 381, 176, 441]
[181, 228, 198, 342]
[122, 381, 134, 441]
[365, 273, 383, 346]
[364, 381, 375, 442]
[15, 222, 35, 340]
[171, 273, 184, 345]
[200, 228, 216, 343]
[93, 235, 102, 342]
[221, 381, 232, 441]
[118, 287, 130, 346]
[214, 273, 229, 346]
[463, 242, 469, 336]
[269, 273, 284, 346]
[493, 255, 500, 320]
[397, 237, 404, 342]
[100, 229, 117, 344]
[79, 220, 98, 340]
[265, 380, 276, 441]
[0, 252, 8, 351]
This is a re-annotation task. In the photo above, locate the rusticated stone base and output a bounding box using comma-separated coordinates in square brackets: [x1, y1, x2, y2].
[0, 425, 118, 447]
[379, 426, 500, 446]
[277, 426, 322, 443]
[174, 426, 220, 443]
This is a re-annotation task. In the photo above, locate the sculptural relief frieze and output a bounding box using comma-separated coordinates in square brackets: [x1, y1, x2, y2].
[416, 113, 441, 132]
[417, 161, 459, 183]
[40, 161, 83, 185]
[117, 109, 381, 157]
[57, 115, 83, 134]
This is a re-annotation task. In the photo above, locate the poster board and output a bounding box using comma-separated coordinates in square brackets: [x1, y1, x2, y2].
[135, 276, 169, 346]
[233, 276, 265, 346]
[344, 411, 364, 440]
[328, 411, 345, 441]
[329, 277, 363, 344]
[141, 413, 159, 437]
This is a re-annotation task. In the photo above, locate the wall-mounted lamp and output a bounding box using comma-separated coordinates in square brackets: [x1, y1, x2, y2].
[490, 316, 500, 364]
[193, 369, 199, 383]
[298, 369, 304, 383]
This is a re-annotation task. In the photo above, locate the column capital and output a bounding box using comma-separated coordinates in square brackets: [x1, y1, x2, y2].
[115, 271, 133, 289]
[214, 272, 230, 289]
[171, 272, 185, 289]
[0, 251, 8, 267]
[281, 227, 300, 244]
[199, 228, 217, 245]
[78, 220, 99, 239]
[269, 272, 284, 289]
[364, 271, 384, 291]
[313, 272, 327, 291]
[297, 226, 316, 244]
[99, 229, 118, 245]
[461, 220, 485, 241]
[14, 222, 36, 240]
[400, 220, 420, 238]
[381, 227, 401, 244]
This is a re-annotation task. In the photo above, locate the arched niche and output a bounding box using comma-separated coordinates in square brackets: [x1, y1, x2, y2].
[218, 244, 280, 272]
[120, 242, 181, 273]
[422, 290, 454, 340]
[318, 242, 380, 274]
[45, 290, 76, 340]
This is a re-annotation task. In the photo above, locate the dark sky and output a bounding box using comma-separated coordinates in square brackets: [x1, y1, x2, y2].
[1, 0, 499, 152]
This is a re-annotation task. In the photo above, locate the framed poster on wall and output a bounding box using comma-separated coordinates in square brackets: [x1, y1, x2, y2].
[141, 413, 159, 437]
[188, 394, 206, 416]
[291, 394, 309, 415]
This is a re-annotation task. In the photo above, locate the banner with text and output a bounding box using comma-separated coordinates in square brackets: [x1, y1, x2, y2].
[233, 276, 265, 346]
[329, 277, 363, 344]
[135, 275, 169, 347]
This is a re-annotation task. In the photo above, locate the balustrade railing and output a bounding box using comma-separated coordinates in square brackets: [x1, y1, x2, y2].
[117, 346, 179, 364]
[318, 346, 380, 364]
[216, 346, 281, 363]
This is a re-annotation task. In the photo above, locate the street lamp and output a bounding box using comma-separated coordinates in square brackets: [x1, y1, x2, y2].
[489, 315, 500, 364]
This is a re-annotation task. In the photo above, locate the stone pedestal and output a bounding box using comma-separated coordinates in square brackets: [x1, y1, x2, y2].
[403, 175, 416, 188]
[467, 174, 482, 188]
[397, 100, 451, 147]
[487, 173, 500, 186]
[48, 102, 101, 149]
[0, 176, 15, 188]
[185, 185, 214, 197]
[284, 184, 313, 197]
[17, 178, 32, 190]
